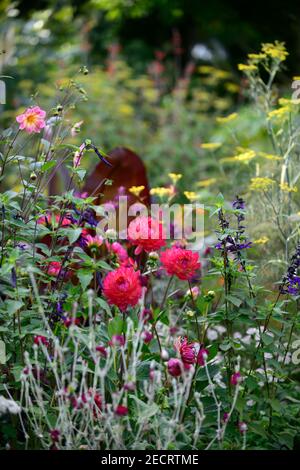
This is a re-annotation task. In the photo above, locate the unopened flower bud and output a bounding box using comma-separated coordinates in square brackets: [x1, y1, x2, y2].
[161, 349, 169, 361]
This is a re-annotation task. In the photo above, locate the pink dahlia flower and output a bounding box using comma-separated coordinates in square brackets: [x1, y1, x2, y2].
[128, 216, 166, 255]
[16, 106, 46, 134]
[160, 247, 201, 280]
[103, 266, 142, 311]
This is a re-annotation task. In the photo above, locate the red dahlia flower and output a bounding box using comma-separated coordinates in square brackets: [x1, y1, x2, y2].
[128, 216, 166, 255]
[167, 358, 183, 377]
[160, 247, 201, 280]
[103, 266, 142, 311]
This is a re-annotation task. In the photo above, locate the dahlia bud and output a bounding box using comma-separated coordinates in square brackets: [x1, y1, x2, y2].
[205, 290, 216, 301]
[230, 372, 242, 386]
[141, 330, 153, 344]
[148, 251, 159, 261]
[197, 348, 209, 366]
[105, 229, 117, 240]
[186, 309, 195, 317]
[186, 286, 200, 300]
[167, 358, 182, 377]
[109, 335, 125, 347]
[238, 421, 248, 433]
[124, 381, 135, 391]
[30, 172, 37, 181]
[161, 349, 169, 361]
[115, 404, 128, 416]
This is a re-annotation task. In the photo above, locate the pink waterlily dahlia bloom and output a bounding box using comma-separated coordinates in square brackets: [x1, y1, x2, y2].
[160, 246, 201, 280]
[103, 266, 142, 311]
[128, 216, 166, 255]
[16, 106, 46, 134]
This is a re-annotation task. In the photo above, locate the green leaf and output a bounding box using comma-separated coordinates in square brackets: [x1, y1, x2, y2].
[131, 396, 159, 422]
[226, 294, 243, 307]
[77, 270, 93, 290]
[108, 316, 124, 338]
[41, 161, 57, 172]
[6, 300, 24, 315]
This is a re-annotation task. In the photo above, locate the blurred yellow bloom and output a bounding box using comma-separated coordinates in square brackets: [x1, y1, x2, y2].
[249, 177, 275, 191]
[278, 97, 300, 106]
[198, 65, 216, 74]
[261, 41, 288, 61]
[197, 178, 217, 188]
[221, 150, 256, 164]
[214, 69, 231, 79]
[118, 104, 134, 116]
[293, 76, 300, 81]
[150, 187, 174, 198]
[216, 112, 238, 124]
[225, 82, 240, 93]
[238, 64, 258, 71]
[184, 191, 198, 201]
[267, 106, 290, 120]
[129, 185, 145, 197]
[258, 151, 282, 161]
[168, 173, 182, 184]
[200, 142, 222, 150]
[254, 236, 269, 245]
[280, 182, 298, 193]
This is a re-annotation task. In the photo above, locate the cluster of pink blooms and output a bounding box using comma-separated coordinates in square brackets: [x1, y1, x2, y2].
[167, 336, 208, 377]
[16, 106, 46, 134]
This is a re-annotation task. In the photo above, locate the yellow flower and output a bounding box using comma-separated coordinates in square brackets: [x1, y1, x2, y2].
[216, 112, 238, 124]
[247, 53, 267, 60]
[249, 177, 275, 191]
[258, 151, 282, 161]
[225, 82, 240, 93]
[280, 182, 298, 193]
[168, 173, 182, 184]
[200, 142, 222, 150]
[214, 69, 231, 79]
[238, 63, 258, 72]
[198, 65, 216, 74]
[184, 191, 198, 201]
[261, 41, 288, 61]
[221, 150, 256, 164]
[278, 97, 300, 106]
[254, 236, 269, 245]
[267, 106, 291, 120]
[118, 104, 134, 116]
[293, 76, 300, 81]
[129, 185, 145, 197]
[197, 178, 217, 188]
[150, 187, 174, 198]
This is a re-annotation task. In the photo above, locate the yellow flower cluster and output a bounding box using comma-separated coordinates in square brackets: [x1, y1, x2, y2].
[258, 152, 282, 161]
[197, 178, 217, 188]
[200, 142, 222, 150]
[150, 187, 174, 198]
[238, 64, 258, 72]
[129, 185, 145, 197]
[168, 173, 182, 184]
[254, 236, 269, 245]
[280, 182, 298, 193]
[249, 177, 275, 191]
[261, 41, 288, 61]
[216, 112, 238, 124]
[184, 191, 198, 201]
[221, 150, 256, 164]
